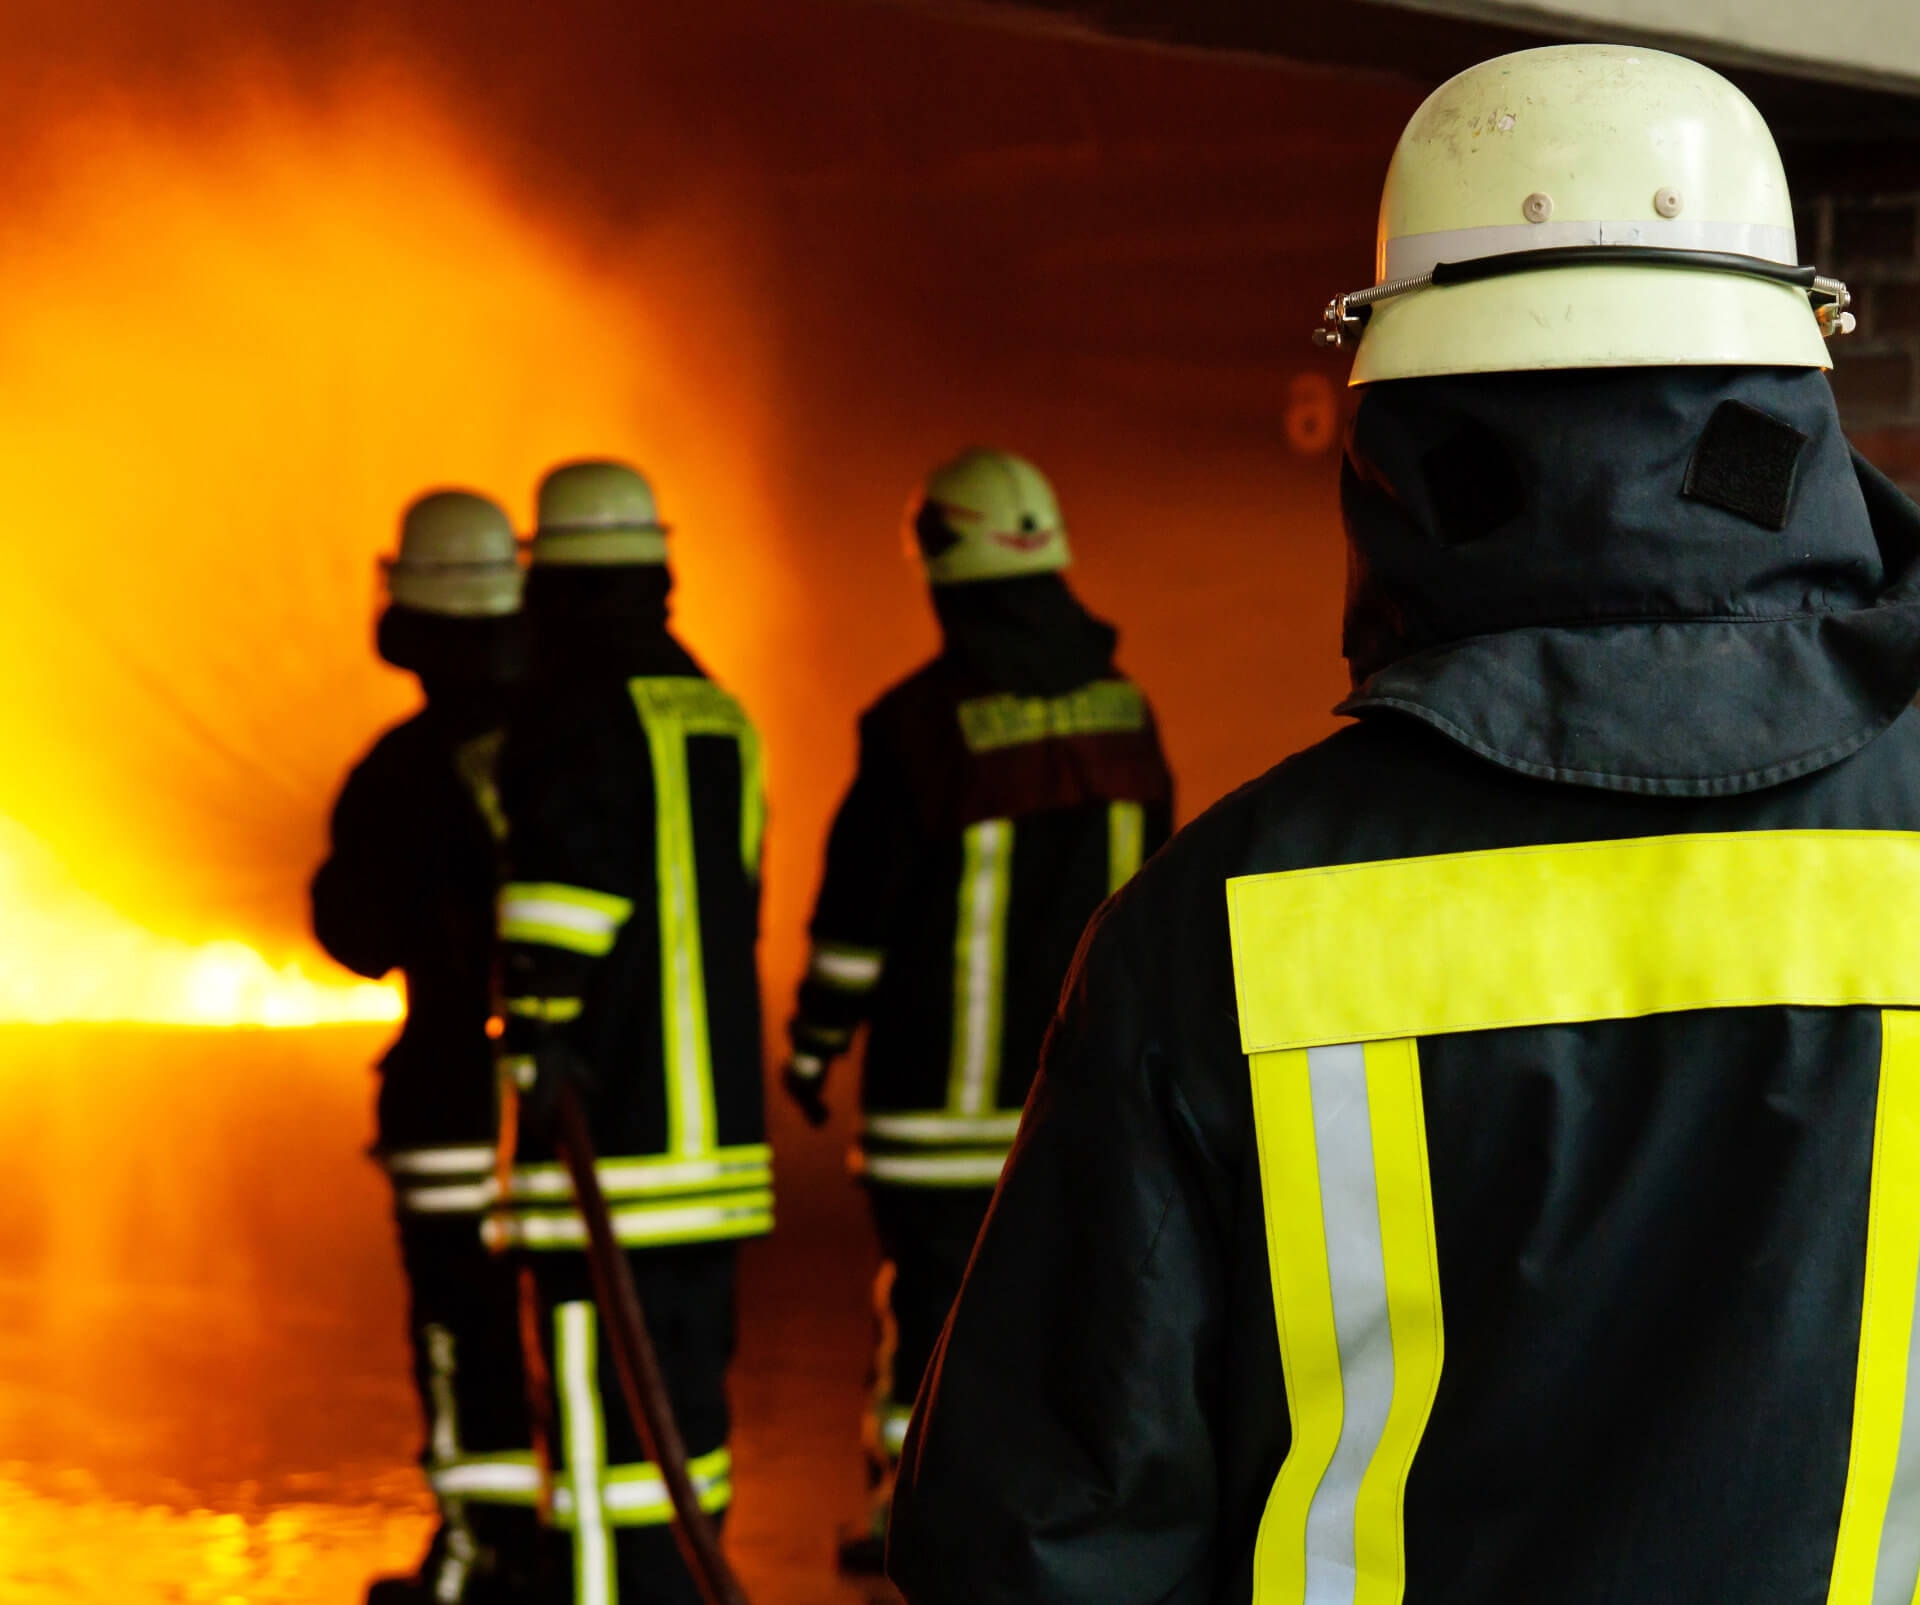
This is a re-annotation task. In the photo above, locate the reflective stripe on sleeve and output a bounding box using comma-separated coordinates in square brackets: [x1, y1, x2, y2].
[1108, 800, 1145, 895]
[506, 996, 585, 1023]
[1249, 1037, 1443, 1605]
[379, 1145, 497, 1178]
[1828, 1008, 1920, 1605]
[499, 883, 634, 957]
[949, 820, 1013, 1118]
[808, 941, 887, 992]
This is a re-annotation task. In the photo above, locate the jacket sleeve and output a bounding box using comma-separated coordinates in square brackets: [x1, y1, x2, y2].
[496, 696, 649, 1062]
[886, 891, 1232, 1603]
[787, 715, 920, 1067]
[309, 750, 411, 980]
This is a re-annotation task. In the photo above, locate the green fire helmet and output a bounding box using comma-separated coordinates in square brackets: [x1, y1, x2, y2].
[908, 448, 1072, 586]
[382, 489, 523, 617]
[528, 458, 669, 566]
[1316, 44, 1854, 384]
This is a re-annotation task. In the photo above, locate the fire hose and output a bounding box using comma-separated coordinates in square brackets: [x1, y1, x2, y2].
[495, 1073, 752, 1605]
[551, 1082, 753, 1605]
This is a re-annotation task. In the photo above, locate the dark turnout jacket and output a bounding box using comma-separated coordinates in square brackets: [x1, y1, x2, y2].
[495, 572, 770, 1251]
[311, 699, 504, 1153]
[888, 368, 1920, 1604]
[791, 576, 1173, 1188]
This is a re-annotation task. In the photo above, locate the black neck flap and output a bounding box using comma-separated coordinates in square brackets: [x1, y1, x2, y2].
[1337, 366, 1920, 796]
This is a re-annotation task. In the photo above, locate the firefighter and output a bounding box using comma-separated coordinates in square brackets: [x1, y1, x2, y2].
[888, 45, 1920, 1603]
[781, 447, 1174, 1573]
[493, 459, 770, 1604]
[311, 488, 534, 1604]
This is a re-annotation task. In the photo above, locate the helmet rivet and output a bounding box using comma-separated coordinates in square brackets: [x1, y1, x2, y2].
[1522, 191, 1554, 224]
[1653, 186, 1683, 218]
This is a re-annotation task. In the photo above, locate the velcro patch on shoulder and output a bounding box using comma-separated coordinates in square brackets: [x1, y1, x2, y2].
[1682, 399, 1809, 532]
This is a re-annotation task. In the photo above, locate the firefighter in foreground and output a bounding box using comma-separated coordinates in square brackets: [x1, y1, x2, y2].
[889, 46, 1920, 1603]
[494, 460, 771, 1604]
[312, 489, 533, 1603]
[782, 447, 1173, 1573]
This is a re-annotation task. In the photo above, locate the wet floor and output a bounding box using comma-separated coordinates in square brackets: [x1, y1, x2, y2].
[0, 1026, 896, 1603]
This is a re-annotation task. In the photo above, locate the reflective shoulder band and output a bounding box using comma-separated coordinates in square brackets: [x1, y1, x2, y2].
[499, 883, 634, 957]
[1249, 1037, 1442, 1602]
[1228, 832, 1920, 1054]
[956, 679, 1146, 753]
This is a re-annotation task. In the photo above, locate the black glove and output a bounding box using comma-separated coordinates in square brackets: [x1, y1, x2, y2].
[781, 1051, 831, 1129]
[506, 1034, 596, 1146]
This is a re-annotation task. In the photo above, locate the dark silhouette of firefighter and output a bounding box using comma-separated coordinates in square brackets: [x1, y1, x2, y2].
[887, 46, 1920, 1605]
[494, 459, 770, 1604]
[311, 489, 534, 1604]
[781, 447, 1173, 1573]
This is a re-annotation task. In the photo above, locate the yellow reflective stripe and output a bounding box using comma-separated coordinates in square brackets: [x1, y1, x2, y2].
[1108, 800, 1145, 895]
[425, 1324, 461, 1468]
[1829, 1009, 1920, 1605]
[1249, 1038, 1444, 1604]
[738, 720, 766, 880]
[630, 680, 718, 1158]
[506, 996, 584, 1023]
[949, 819, 1013, 1117]
[1229, 832, 1920, 1054]
[556, 1301, 612, 1605]
[486, 1191, 775, 1251]
[547, 1447, 733, 1528]
[956, 679, 1145, 753]
[499, 883, 634, 957]
[454, 728, 508, 846]
[509, 1145, 773, 1201]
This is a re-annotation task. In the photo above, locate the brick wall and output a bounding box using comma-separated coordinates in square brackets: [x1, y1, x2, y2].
[1802, 193, 1920, 496]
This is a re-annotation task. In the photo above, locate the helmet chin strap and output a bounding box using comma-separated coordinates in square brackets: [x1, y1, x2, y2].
[1313, 246, 1854, 350]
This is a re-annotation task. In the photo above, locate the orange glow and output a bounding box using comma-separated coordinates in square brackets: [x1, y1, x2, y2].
[0, 813, 400, 1025]
[0, 71, 777, 1020]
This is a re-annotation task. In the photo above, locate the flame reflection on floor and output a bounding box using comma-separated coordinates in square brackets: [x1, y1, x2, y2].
[0, 1026, 887, 1603]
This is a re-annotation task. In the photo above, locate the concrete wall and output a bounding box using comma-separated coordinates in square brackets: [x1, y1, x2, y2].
[1391, 0, 1920, 92]
[1811, 193, 1920, 497]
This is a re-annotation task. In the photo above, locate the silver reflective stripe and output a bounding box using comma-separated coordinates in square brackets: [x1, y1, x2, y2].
[500, 896, 623, 941]
[1382, 217, 1798, 281]
[400, 1182, 496, 1214]
[558, 1302, 612, 1605]
[430, 1459, 541, 1498]
[879, 1404, 913, 1458]
[950, 819, 1013, 1117]
[426, 1324, 461, 1466]
[1303, 1043, 1395, 1605]
[859, 1152, 1008, 1187]
[383, 1145, 496, 1177]
[809, 945, 885, 988]
[1875, 1268, 1920, 1604]
[862, 1111, 1023, 1145]
[509, 1151, 771, 1201]
[492, 1195, 772, 1250]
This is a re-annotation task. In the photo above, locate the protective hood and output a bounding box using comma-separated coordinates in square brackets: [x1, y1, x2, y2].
[1338, 367, 1920, 795]
[377, 604, 527, 689]
[523, 564, 700, 678]
[932, 573, 1118, 696]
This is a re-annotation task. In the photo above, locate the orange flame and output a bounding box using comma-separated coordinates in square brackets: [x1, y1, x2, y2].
[0, 72, 776, 1023]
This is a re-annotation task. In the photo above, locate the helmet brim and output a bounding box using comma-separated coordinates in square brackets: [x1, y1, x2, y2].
[1351, 265, 1831, 385]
